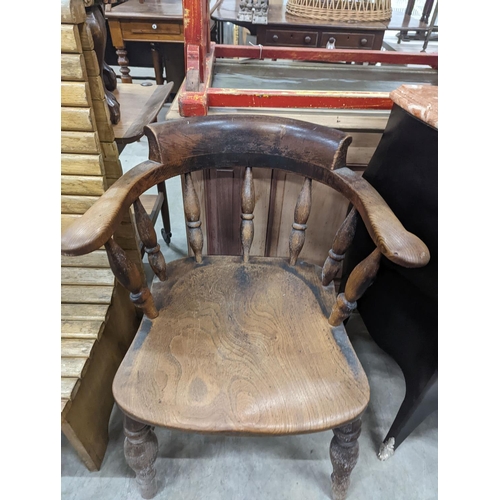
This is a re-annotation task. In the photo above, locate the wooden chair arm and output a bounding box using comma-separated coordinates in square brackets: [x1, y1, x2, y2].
[332, 167, 430, 268]
[61, 160, 162, 256]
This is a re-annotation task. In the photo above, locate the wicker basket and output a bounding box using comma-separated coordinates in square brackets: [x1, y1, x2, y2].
[286, 0, 392, 23]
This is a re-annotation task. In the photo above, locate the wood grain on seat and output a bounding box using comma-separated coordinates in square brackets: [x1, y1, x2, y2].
[113, 256, 370, 434]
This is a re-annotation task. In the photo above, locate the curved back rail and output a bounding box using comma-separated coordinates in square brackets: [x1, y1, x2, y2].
[61, 115, 430, 322]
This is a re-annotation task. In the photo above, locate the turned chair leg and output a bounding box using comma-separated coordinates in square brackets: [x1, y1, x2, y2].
[330, 418, 362, 500]
[124, 415, 159, 499]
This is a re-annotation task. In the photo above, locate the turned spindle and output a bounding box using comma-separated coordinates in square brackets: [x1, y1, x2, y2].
[241, 167, 255, 263]
[322, 208, 358, 287]
[133, 198, 167, 281]
[116, 48, 132, 83]
[328, 248, 381, 326]
[330, 418, 362, 500]
[183, 173, 203, 263]
[104, 237, 158, 319]
[124, 416, 158, 500]
[289, 177, 312, 266]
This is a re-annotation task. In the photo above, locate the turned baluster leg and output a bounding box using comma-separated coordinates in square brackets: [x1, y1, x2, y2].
[117, 47, 132, 83]
[322, 208, 358, 287]
[330, 418, 362, 500]
[328, 248, 381, 326]
[241, 166, 255, 263]
[133, 198, 167, 281]
[124, 415, 159, 500]
[105, 236, 158, 319]
[183, 173, 203, 263]
[289, 177, 312, 266]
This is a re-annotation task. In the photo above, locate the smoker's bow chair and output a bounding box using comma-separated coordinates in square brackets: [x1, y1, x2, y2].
[61, 115, 429, 499]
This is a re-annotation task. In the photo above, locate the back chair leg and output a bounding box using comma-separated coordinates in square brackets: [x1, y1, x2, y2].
[330, 418, 362, 500]
[123, 415, 159, 499]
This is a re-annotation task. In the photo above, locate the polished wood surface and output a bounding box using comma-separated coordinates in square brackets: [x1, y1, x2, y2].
[111, 82, 173, 144]
[113, 256, 369, 433]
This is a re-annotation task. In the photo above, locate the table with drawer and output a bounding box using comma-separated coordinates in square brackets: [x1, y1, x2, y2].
[105, 0, 184, 85]
[211, 0, 387, 50]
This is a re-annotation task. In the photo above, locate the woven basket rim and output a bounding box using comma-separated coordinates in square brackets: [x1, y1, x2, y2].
[286, 0, 392, 22]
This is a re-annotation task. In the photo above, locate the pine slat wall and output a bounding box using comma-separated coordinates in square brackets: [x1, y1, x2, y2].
[61, 0, 141, 418]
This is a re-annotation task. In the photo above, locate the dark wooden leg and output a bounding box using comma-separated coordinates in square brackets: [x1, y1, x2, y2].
[157, 181, 172, 245]
[330, 418, 362, 500]
[103, 62, 118, 91]
[124, 415, 159, 499]
[378, 372, 438, 460]
[420, 0, 435, 23]
[86, 4, 121, 124]
[151, 43, 165, 85]
[117, 47, 133, 83]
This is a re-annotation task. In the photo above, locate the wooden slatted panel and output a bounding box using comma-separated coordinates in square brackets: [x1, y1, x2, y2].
[61, 399, 70, 413]
[61, 107, 95, 132]
[61, 82, 91, 107]
[61, 356, 89, 378]
[61, 320, 105, 340]
[61, 195, 100, 214]
[61, 377, 81, 400]
[83, 49, 100, 77]
[96, 120, 115, 143]
[61, 154, 104, 176]
[61, 304, 109, 321]
[61, 285, 114, 304]
[61, 339, 95, 358]
[92, 97, 111, 124]
[103, 159, 122, 178]
[61, 24, 82, 53]
[61, 53, 86, 81]
[61, 0, 86, 24]
[61, 131, 100, 154]
[61, 250, 109, 268]
[61, 267, 115, 286]
[88, 76, 105, 100]
[61, 175, 105, 196]
[79, 22, 94, 51]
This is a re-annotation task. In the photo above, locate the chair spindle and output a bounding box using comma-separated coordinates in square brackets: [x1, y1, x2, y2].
[328, 248, 381, 326]
[133, 198, 167, 281]
[241, 167, 255, 263]
[322, 207, 358, 287]
[289, 177, 312, 266]
[183, 172, 203, 263]
[104, 236, 158, 319]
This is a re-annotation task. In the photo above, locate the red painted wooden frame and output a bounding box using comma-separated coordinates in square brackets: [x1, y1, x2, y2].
[179, 0, 438, 117]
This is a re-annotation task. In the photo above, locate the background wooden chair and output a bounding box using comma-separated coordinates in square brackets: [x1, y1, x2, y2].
[61, 115, 430, 499]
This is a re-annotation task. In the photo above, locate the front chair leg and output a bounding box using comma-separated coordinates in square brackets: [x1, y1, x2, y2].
[330, 418, 362, 500]
[124, 415, 159, 499]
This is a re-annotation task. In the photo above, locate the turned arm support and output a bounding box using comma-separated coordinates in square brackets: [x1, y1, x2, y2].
[61, 160, 163, 256]
[326, 168, 431, 326]
[331, 167, 430, 268]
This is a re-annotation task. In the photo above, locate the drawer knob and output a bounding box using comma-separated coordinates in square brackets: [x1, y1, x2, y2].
[304, 36, 312, 44]
[272, 35, 279, 42]
[360, 38, 368, 46]
[152, 23, 158, 30]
